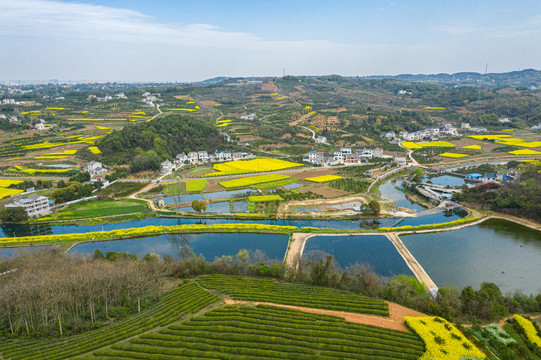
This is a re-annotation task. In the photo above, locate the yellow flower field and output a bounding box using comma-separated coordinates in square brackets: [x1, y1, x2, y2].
[417, 141, 456, 147]
[422, 106, 445, 110]
[0, 179, 23, 187]
[439, 152, 469, 158]
[186, 179, 207, 192]
[218, 119, 232, 123]
[166, 108, 197, 111]
[513, 314, 541, 347]
[234, 132, 252, 135]
[46, 107, 64, 110]
[11, 168, 72, 175]
[0, 224, 298, 246]
[508, 149, 541, 155]
[248, 195, 284, 202]
[468, 134, 512, 140]
[0, 188, 24, 199]
[502, 129, 515, 131]
[132, 112, 145, 115]
[45, 150, 77, 155]
[498, 139, 541, 148]
[274, 96, 288, 100]
[96, 126, 111, 130]
[204, 159, 303, 177]
[305, 174, 343, 182]
[462, 145, 481, 150]
[34, 155, 68, 160]
[405, 316, 485, 360]
[88, 146, 102, 154]
[217, 123, 228, 127]
[219, 174, 290, 189]
[402, 142, 423, 149]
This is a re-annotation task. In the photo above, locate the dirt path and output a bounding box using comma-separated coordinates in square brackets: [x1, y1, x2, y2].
[279, 195, 368, 218]
[128, 172, 170, 211]
[224, 299, 426, 333]
[387, 233, 437, 290]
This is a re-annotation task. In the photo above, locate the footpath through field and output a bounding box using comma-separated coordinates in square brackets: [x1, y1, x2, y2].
[224, 299, 425, 333]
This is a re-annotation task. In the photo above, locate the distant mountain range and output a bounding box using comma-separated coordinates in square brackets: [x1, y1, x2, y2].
[365, 69, 541, 89]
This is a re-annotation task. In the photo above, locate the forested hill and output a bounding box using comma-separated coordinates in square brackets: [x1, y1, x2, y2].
[99, 114, 226, 164]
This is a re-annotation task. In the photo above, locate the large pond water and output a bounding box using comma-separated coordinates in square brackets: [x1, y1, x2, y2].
[379, 179, 426, 212]
[422, 175, 467, 188]
[69, 233, 289, 262]
[401, 219, 541, 295]
[303, 235, 414, 277]
[0, 210, 463, 239]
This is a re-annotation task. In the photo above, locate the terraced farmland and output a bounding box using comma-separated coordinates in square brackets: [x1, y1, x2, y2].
[94, 305, 425, 359]
[0, 283, 219, 360]
[196, 274, 389, 316]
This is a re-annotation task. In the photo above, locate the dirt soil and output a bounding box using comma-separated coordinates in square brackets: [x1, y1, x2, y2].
[224, 299, 426, 333]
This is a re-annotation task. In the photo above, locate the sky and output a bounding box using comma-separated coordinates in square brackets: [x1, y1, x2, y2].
[1, 0, 541, 82]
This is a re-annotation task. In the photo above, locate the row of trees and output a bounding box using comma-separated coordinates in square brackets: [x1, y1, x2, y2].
[0, 249, 168, 337]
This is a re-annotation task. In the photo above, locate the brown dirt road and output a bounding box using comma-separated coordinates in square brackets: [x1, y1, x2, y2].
[224, 299, 426, 332]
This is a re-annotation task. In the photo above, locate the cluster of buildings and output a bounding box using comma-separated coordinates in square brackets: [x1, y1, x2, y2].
[465, 169, 518, 184]
[384, 124, 459, 142]
[460, 123, 487, 133]
[142, 92, 161, 107]
[303, 147, 385, 166]
[160, 150, 255, 174]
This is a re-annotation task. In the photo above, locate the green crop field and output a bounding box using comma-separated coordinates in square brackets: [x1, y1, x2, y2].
[41, 198, 148, 221]
[0, 283, 219, 360]
[185, 179, 207, 192]
[94, 304, 425, 359]
[197, 274, 389, 316]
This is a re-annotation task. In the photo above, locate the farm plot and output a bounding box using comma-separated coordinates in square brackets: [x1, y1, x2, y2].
[204, 158, 303, 177]
[0, 283, 220, 360]
[94, 304, 425, 360]
[219, 174, 290, 189]
[404, 316, 485, 359]
[185, 179, 207, 192]
[196, 274, 389, 316]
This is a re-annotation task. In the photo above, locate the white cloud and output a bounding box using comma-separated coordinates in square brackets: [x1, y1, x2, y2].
[0, 0, 350, 51]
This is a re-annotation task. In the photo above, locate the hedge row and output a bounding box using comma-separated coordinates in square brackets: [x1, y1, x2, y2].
[196, 274, 389, 316]
[93, 304, 425, 359]
[0, 283, 219, 360]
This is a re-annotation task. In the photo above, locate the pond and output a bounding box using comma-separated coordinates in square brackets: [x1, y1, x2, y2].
[178, 201, 232, 213]
[422, 175, 466, 188]
[282, 183, 304, 190]
[401, 219, 541, 295]
[69, 233, 289, 262]
[379, 179, 426, 212]
[40, 164, 75, 168]
[303, 235, 414, 277]
[0, 210, 465, 238]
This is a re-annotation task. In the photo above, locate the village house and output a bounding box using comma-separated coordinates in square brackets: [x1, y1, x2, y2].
[197, 151, 209, 163]
[215, 151, 232, 161]
[83, 161, 107, 175]
[187, 152, 198, 164]
[315, 136, 327, 144]
[393, 155, 407, 167]
[160, 160, 173, 174]
[5, 194, 51, 218]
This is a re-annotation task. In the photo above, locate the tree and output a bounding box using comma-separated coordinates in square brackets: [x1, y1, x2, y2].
[191, 200, 207, 213]
[0, 207, 28, 223]
[368, 200, 381, 215]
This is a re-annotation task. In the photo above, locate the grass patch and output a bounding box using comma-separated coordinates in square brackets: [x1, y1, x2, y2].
[97, 182, 146, 198]
[185, 179, 207, 192]
[248, 195, 284, 202]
